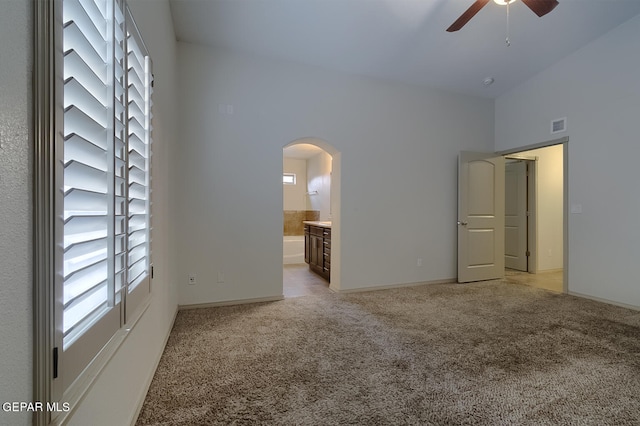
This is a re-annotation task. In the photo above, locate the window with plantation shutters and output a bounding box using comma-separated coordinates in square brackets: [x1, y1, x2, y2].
[59, 0, 152, 390]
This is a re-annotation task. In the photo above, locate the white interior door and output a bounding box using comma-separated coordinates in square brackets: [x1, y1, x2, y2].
[505, 161, 528, 271]
[458, 151, 505, 283]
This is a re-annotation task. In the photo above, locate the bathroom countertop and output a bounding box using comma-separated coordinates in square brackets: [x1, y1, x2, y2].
[303, 221, 332, 228]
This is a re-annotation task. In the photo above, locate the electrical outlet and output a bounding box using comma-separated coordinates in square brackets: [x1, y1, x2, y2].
[417, 258, 423, 267]
[188, 274, 197, 285]
[217, 272, 225, 283]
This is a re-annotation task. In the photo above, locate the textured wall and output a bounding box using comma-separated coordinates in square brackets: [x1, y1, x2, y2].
[175, 43, 494, 304]
[0, 0, 32, 425]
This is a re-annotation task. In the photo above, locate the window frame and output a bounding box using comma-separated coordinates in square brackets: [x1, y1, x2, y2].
[34, 1, 153, 423]
[283, 172, 296, 185]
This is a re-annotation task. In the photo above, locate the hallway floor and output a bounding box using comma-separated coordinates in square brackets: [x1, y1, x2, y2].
[506, 268, 564, 293]
[283, 264, 331, 298]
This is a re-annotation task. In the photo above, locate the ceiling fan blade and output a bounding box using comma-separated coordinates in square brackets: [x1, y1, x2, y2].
[520, 0, 559, 17]
[447, 0, 491, 32]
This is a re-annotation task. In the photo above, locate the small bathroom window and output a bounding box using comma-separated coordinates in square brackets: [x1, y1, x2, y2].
[283, 173, 296, 185]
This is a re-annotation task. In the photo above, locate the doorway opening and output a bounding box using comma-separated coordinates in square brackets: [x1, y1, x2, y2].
[503, 142, 565, 293]
[282, 138, 341, 297]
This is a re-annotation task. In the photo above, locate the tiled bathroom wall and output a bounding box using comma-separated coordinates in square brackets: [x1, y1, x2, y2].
[284, 210, 319, 236]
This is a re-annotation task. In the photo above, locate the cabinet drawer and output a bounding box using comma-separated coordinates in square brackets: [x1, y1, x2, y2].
[322, 229, 331, 238]
[311, 226, 323, 236]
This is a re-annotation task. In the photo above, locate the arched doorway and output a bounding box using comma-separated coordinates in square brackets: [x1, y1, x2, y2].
[282, 138, 341, 295]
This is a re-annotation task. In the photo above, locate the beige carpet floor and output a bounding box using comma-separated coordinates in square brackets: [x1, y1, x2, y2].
[136, 280, 640, 425]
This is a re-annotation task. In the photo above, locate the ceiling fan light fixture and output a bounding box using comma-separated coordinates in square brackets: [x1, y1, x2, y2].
[493, 0, 516, 5]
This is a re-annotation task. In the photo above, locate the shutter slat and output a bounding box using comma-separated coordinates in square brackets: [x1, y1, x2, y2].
[64, 290, 109, 336]
[64, 105, 107, 145]
[128, 167, 145, 186]
[64, 22, 107, 76]
[128, 200, 146, 215]
[128, 182, 146, 200]
[128, 115, 145, 137]
[128, 150, 145, 170]
[127, 83, 144, 106]
[62, 0, 107, 40]
[63, 237, 108, 277]
[64, 77, 108, 125]
[127, 67, 143, 92]
[63, 259, 108, 304]
[64, 0, 107, 49]
[64, 49, 108, 102]
[64, 188, 108, 219]
[64, 215, 108, 248]
[65, 133, 108, 168]
[128, 229, 146, 246]
[64, 160, 108, 194]
[128, 101, 144, 127]
[128, 260, 146, 288]
[127, 54, 144, 79]
[128, 132, 145, 155]
[65, 277, 107, 307]
[128, 244, 146, 266]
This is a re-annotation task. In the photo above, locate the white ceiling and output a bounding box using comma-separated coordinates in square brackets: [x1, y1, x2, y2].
[169, 0, 640, 98]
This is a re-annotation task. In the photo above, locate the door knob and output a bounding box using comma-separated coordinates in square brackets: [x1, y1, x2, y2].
[457, 221, 468, 226]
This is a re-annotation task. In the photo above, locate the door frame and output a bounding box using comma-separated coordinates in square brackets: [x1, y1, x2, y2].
[504, 155, 537, 273]
[498, 136, 568, 294]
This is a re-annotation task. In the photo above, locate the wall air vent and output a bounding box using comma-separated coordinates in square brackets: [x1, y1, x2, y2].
[551, 117, 567, 134]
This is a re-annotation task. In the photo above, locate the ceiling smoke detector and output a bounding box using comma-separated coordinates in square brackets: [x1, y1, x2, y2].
[483, 77, 495, 87]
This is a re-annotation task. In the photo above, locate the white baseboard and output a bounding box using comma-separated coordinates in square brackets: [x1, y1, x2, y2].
[332, 278, 456, 294]
[179, 295, 284, 310]
[534, 268, 564, 274]
[568, 291, 640, 312]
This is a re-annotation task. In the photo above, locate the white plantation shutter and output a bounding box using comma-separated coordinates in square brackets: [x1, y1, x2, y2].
[125, 12, 152, 314]
[60, 0, 152, 389]
[62, 0, 115, 350]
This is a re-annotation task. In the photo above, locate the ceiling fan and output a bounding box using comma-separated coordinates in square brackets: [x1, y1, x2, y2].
[447, 0, 559, 32]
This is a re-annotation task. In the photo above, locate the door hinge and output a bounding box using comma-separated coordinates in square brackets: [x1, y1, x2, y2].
[53, 347, 59, 379]
[151, 265, 154, 279]
[526, 251, 531, 257]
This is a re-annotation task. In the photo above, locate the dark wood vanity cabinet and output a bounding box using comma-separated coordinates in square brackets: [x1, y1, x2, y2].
[304, 224, 331, 281]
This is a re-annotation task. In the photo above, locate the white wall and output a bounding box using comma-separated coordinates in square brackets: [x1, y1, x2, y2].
[496, 14, 640, 307]
[64, 0, 179, 424]
[307, 151, 332, 220]
[518, 145, 563, 271]
[176, 42, 494, 304]
[283, 158, 308, 210]
[0, 0, 32, 424]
